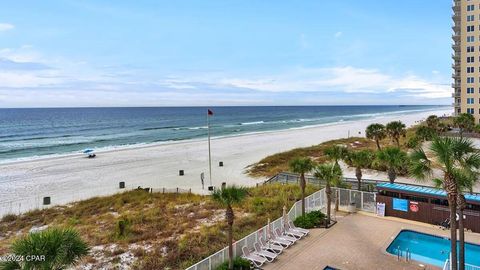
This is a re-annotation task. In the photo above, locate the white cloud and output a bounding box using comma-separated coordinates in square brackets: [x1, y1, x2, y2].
[334, 31, 343, 38]
[211, 66, 450, 99]
[0, 45, 451, 106]
[0, 23, 14, 32]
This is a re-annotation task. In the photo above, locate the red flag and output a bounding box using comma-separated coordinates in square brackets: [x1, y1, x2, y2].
[207, 109, 213, 116]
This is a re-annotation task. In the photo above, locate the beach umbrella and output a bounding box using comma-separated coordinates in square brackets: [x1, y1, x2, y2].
[83, 149, 94, 154]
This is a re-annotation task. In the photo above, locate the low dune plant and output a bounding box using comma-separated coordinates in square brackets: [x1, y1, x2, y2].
[0, 228, 88, 270]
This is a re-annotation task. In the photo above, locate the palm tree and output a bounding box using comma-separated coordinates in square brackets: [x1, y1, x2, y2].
[324, 145, 348, 169]
[366, 123, 386, 150]
[347, 150, 374, 190]
[426, 115, 440, 130]
[0, 228, 88, 270]
[376, 147, 407, 184]
[386, 121, 406, 147]
[455, 170, 479, 270]
[289, 157, 315, 216]
[409, 137, 480, 270]
[314, 163, 343, 226]
[212, 185, 248, 270]
[454, 113, 475, 137]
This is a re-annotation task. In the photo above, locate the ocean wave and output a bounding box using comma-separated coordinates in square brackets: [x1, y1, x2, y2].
[239, 121, 265, 125]
[141, 126, 181, 131]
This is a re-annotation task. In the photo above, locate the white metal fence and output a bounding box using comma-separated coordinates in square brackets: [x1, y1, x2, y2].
[185, 188, 327, 270]
[332, 187, 376, 213]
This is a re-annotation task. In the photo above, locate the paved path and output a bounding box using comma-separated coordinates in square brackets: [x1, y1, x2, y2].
[263, 213, 480, 270]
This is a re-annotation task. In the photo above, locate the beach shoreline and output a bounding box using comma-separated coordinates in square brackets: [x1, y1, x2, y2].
[0, 108, 452, 216]
[0, 106, 449, 166]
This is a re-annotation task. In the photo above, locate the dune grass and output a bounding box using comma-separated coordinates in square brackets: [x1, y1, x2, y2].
[0, 183, 318, 269]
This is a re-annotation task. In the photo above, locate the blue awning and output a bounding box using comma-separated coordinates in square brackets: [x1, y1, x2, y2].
[377, 182, 480, 204]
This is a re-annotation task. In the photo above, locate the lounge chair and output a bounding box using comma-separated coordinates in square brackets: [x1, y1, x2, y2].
[288, 220, 309, 235]
[259, 236, 284, 254]
[242, 246, 267, 268]
[274, 228, 298, 243]
[253, 242, 277, 262]
[283, 224, 305, 239]
[268, 232, 293, 247]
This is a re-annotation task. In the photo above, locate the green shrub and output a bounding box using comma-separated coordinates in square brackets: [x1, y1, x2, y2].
[215, 257, 251, 270]
[117, 218, 130, 238]
[0, 228, 89, 270]
[293, 215, 315, 229]
[293, 210, 326, 229]
[406, 136, 421, 149]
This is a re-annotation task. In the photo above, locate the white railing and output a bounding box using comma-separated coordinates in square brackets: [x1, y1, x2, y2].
[185, 188, 327, 270]
[466, 263, 480, 270]
[443, 259, 450, 270]
[443, 257, 480, 270]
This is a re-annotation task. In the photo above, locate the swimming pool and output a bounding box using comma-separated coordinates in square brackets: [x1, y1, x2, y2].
[386, 230, 480, 267]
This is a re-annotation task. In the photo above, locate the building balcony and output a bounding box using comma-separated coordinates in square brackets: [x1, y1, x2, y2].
[452, 53, 460, 61]
[452, 82, 461, 88]
[452, 73, 460, 79]
[452, 4, 460, 13]
[452, 34, 460, 42]
[452, 13, 460, 22]
[452, 43, 460, 51]
[452, 92, 461, 98]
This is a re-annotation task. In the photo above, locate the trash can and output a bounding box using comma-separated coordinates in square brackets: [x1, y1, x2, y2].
[179, 170, 184, 176]
[43, 197, 51, 205]
[348, 201, 356, 213]
[219, 161, 224, 167]
[119, 181, 125, 189]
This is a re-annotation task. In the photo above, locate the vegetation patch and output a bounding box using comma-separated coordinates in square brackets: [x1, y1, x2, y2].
[293, 210, 326, 229]
[247, 116, 455, 179]
[0, 184, 317, 270]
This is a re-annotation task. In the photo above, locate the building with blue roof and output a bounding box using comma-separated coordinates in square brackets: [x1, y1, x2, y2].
[376, 182, 480, 233]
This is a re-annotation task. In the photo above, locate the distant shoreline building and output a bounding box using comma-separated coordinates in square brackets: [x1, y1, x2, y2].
[453, 0, 480, 122]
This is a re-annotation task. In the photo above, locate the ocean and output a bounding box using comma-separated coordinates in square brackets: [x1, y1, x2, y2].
[0, 105, 448, 162]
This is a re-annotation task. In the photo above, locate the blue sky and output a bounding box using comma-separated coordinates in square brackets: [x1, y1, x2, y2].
[0, 0, 453, 107]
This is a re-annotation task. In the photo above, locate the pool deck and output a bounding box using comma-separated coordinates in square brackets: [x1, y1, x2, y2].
[263, 212, 480, 270]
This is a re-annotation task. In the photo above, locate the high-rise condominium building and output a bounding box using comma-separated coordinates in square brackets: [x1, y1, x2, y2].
[453, 0, 480, 123]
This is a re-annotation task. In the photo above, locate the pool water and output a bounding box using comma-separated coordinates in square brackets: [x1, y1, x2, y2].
[386, 230, 480, 267]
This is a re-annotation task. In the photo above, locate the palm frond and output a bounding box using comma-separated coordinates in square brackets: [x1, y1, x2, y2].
[212, 185, 248, 207]
[409, 148, 432, 181]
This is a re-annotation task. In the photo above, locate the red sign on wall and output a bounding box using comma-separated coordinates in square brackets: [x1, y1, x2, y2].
[410, 201, 419, 212]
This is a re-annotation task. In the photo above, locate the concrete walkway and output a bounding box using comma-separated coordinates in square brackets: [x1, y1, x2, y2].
[263, 213, 480, 270]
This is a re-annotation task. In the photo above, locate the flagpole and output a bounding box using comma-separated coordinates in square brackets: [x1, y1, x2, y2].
[207, 111, 213, 187]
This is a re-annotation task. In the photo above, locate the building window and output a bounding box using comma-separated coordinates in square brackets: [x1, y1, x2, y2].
[468, 87, 475, 93]
[467, 56, 475, 63]
[468, 46, 475, 53]
[468, 15, 475, 22]
[467, 98, 475, 104]
[468, 36, 475, 42]
[467, 77, 475, 83]
[467, 108, 475, 114]
[468, 25, 475, 32]
[468, 67, 475, 73]
[468, 4, 475, 11]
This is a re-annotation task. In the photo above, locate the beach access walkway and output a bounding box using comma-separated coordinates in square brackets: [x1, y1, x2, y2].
[263, 212, 480, 270]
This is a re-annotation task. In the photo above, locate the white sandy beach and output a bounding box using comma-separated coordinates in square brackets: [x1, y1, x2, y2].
[0, 108, 454, 215]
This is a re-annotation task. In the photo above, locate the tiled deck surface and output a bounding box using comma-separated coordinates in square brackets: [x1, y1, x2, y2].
[263, 212, 480, 270]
